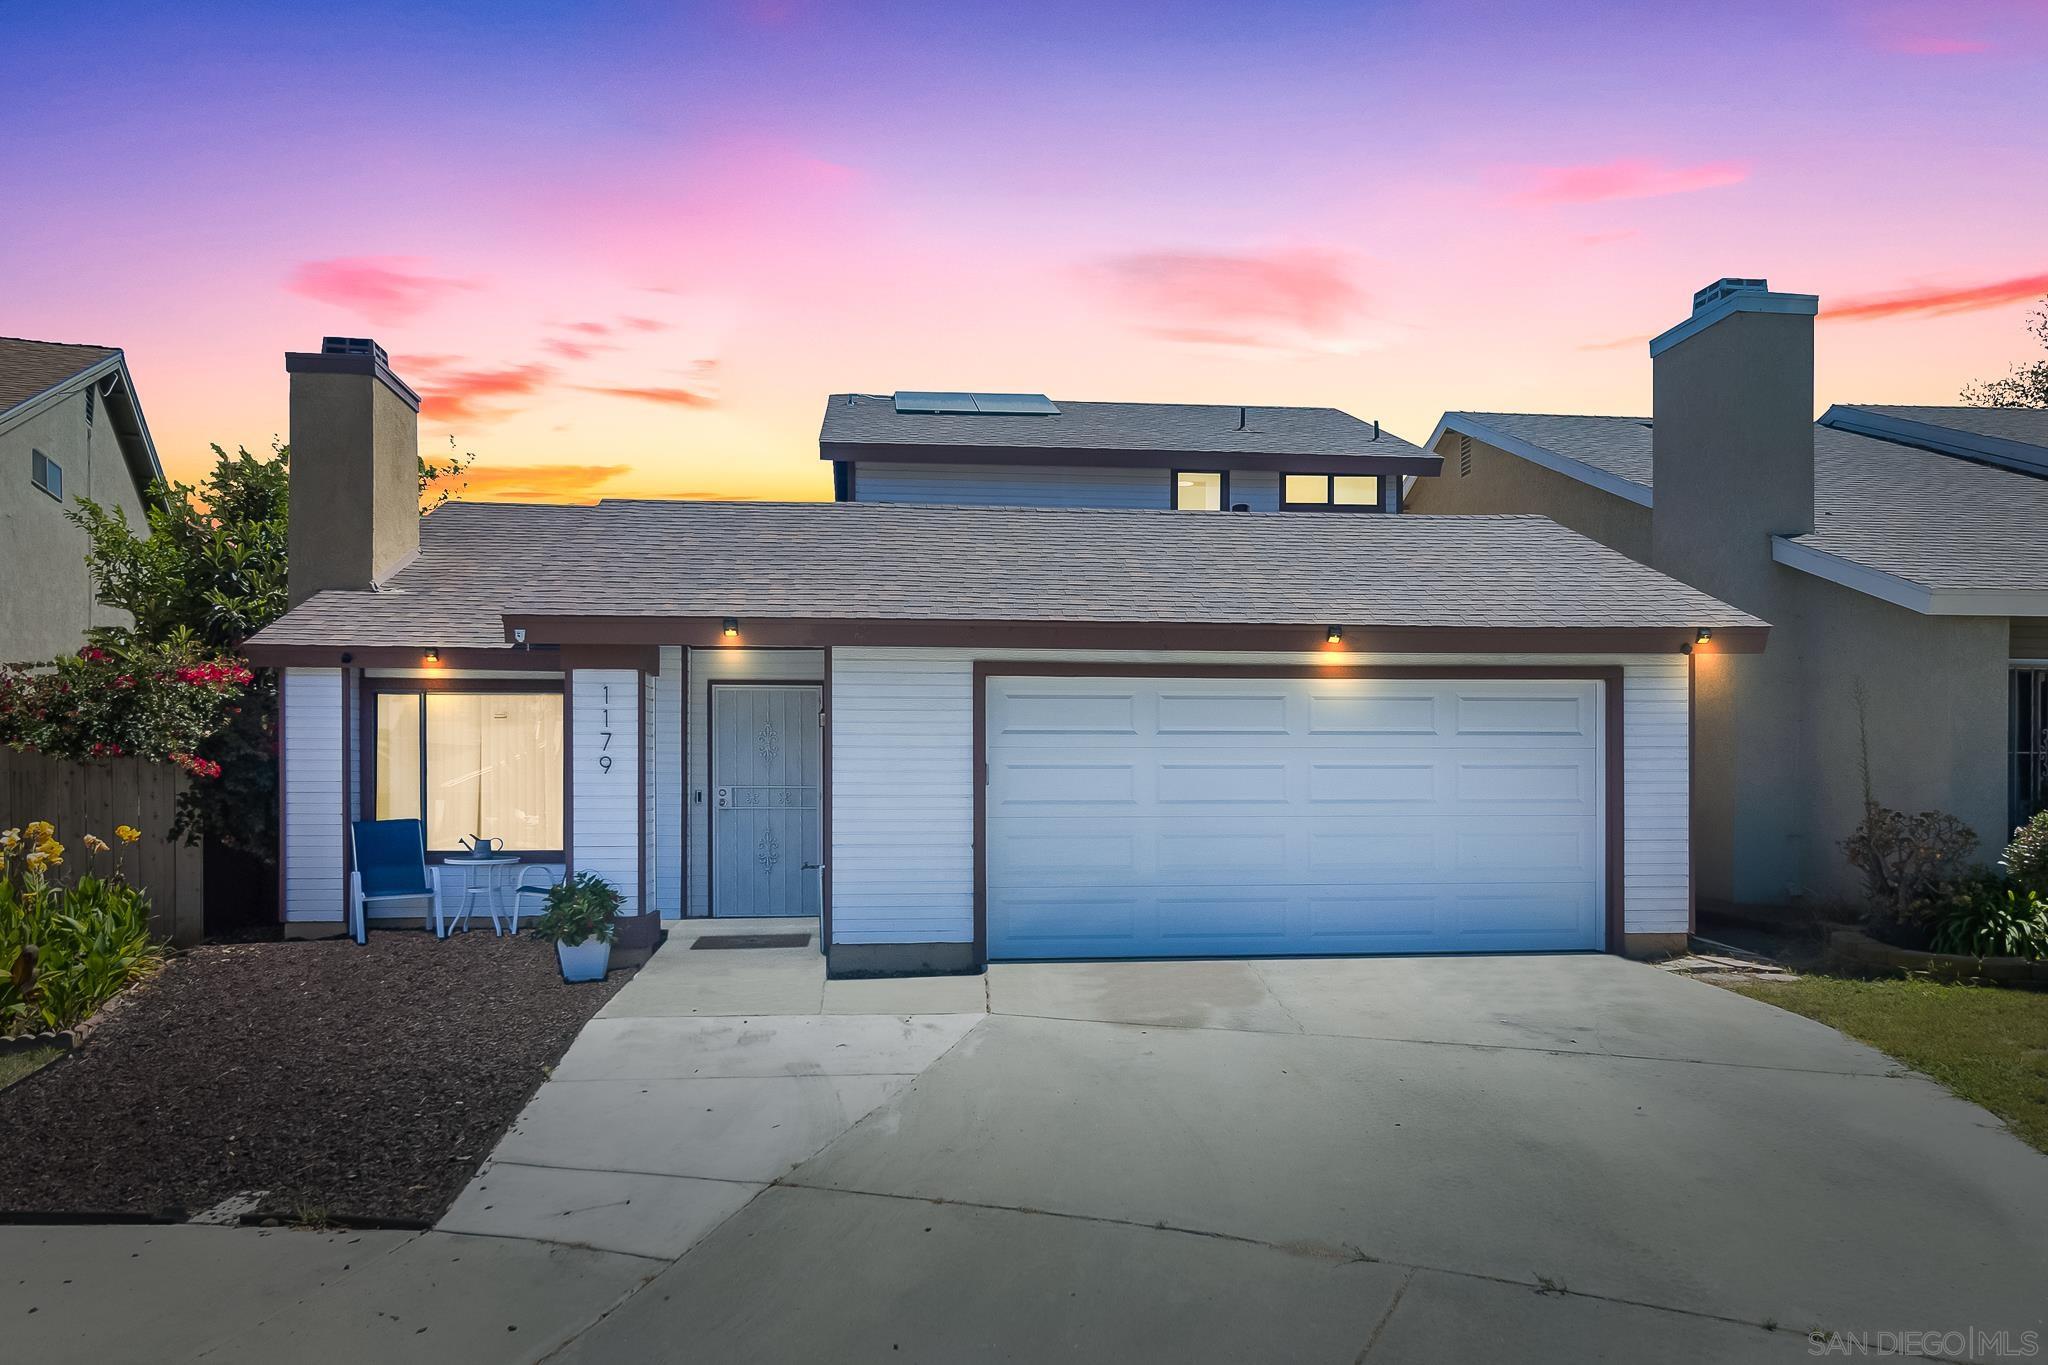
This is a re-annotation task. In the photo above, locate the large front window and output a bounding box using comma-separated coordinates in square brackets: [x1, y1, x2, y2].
[372, 687, 564, 853]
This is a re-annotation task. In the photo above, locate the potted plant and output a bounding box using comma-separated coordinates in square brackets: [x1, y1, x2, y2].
[531, 872, 621, 982]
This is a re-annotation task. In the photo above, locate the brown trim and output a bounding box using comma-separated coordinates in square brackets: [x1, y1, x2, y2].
[821, 649, 834, 953]
[358, 675, 568, 861]
[340, 668, 353, 923]
[562, 643, 661, 671]
[704, 679, 826, 920]
[563, 672, 575, 876]
[821, 442, 1442, 477]
[245, 645, 563, 670]
[1687, 649, 1698, 936]
[637, 667, 650, 918]
[969, 661, 1629, 965]
[1170, 468, 1229, 511]
[502, 616, 1768, 656]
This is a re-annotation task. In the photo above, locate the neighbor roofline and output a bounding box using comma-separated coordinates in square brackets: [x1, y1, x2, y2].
[820, 441, 1442, 476]
[1819, 404, 2048, 481]
[0, 350, 165, 498]
[1770, 536, 2048, 616]
[1427, 414, 1654, 507]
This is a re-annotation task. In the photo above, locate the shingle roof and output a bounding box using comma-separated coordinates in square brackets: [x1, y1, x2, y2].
[820, 394, 1428, 460]
[1844, 404, 2048, 448]
[247, 500, 1762, 650]
[0, 337, 120, 414]
[1440, 409, 2048, 596]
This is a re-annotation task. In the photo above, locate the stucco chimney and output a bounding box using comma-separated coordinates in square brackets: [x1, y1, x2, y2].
[1648, 278, 1818, 585]
[284, 337, 422, 607]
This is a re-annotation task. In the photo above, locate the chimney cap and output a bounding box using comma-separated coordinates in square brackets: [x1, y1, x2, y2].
[1650, 278, 1818, 358]
[322, 336, 389, 365]
[1692, 278, 1769, 312]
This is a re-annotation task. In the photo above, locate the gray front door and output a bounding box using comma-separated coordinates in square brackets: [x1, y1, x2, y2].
[711, 684, 824, 918]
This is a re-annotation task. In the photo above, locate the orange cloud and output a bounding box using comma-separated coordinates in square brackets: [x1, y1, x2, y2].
[1824, 271, 2048, 322]
[455, 464, 633, 503]
[1507, 158, 1749, 206]
[416, 362, 554, 421]
[1090, 248, 1367, 348]
[575, 384, 715, 408]
[286, 256, 478, 323]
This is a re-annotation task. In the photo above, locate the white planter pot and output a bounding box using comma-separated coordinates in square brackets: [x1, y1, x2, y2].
[556, 938, 611, 983]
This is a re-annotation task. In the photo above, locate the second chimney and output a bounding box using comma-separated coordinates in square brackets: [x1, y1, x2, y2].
[284, 337, 422, 607]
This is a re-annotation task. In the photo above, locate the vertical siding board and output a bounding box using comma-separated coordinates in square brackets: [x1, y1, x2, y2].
[570, 668, 642, 915]
[281, 667, 345, 922]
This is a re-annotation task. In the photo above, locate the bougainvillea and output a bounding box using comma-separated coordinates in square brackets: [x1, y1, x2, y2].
[0, 634, 251, 780]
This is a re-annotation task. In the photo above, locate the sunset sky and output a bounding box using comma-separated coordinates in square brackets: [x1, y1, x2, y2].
[4, 0, 2045, 503]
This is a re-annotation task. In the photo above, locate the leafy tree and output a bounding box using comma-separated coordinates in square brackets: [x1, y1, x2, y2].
[1961, 296, 2048, 408]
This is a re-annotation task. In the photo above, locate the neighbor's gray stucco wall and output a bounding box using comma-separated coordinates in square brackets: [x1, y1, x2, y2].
[0, 387, 148, 663]
[1407, 432, 1651, 561]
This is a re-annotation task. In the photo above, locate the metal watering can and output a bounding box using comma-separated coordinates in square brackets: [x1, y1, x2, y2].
[459, 835, 504, 857]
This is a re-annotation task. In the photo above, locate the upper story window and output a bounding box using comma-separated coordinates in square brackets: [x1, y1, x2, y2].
[30, 449, 63, 501]
[1173, 471, 1225, 510]
[1282, 473, 1380, 511]
[371, 684, 565, 855]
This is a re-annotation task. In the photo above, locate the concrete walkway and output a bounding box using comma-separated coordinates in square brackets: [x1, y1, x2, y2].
[7, 926, 2046, 1362]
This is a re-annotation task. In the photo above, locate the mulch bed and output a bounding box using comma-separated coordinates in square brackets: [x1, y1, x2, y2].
[0, 932, 632, 1224]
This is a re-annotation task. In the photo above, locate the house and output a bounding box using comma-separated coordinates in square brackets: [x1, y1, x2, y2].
[822, 391, 1432, 511]
[1408, 278, 2048, 912]
[0, 337, 162, 663]
[244, 338, 1767, 975]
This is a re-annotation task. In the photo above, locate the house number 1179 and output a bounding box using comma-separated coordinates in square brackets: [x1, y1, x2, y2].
[597, 684, 613, 773]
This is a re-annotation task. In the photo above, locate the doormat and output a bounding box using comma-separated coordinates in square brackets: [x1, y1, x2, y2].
[691, 933, 813, 950]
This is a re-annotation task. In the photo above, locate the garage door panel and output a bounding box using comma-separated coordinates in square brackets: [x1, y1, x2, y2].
[985, 676, 1604, 959]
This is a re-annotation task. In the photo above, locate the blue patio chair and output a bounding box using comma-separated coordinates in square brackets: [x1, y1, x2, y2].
[349, 819, 446, 944]
[510, 865, 561, 935]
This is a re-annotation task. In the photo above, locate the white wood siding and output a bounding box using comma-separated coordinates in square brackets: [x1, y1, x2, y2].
[685, 648, 825, 916]
[829, 648, 1689, 945]
[570, 668, 642, 915]
[653, 647, 683, 915]
[852, 462, 1170, 508]
[283, 668, 344, 923]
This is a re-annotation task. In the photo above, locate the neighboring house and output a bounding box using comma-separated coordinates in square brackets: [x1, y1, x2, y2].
[0, 338, 162, 663]
[823, 391, 1428, 511]
[246, 338, 1766, 975]
[1410, 278, 2048, 912]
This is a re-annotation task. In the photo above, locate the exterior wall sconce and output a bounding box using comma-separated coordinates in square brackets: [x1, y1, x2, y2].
[1326, 625, 1343, 644]
[423, 648, 441, 664]
[1695, 628, 1713, 643]
[722, 618, 740, 638]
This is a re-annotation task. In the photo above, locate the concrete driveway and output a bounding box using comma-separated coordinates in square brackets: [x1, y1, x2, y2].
[9, 922, 2046, 1362]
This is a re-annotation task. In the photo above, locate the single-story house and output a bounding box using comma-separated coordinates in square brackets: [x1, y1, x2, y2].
[245, 341, 1766, 975]
[1408, 278, 2048, 911]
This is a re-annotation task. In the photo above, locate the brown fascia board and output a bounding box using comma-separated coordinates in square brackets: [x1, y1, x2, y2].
[820, 441, 1444, 477]
[492, 614, 1767, 655]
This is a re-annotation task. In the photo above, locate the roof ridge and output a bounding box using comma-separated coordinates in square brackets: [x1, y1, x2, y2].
[0, 336, 122, 353]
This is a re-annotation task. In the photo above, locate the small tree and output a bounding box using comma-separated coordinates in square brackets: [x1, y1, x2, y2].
[1961, 296, 2048, 408]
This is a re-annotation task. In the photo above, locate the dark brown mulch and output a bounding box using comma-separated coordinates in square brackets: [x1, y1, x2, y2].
[0, 932, 632, 1224]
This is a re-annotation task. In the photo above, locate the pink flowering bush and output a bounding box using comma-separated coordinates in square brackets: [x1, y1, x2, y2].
[0, 634, 251, 781]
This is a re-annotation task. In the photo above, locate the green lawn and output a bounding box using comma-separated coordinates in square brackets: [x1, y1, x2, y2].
[0, 1046, 62, 1092]
[1732, 976, 2048, 1154]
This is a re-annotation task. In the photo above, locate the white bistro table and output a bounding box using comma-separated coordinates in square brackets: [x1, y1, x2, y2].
[440, 855, 521, 936]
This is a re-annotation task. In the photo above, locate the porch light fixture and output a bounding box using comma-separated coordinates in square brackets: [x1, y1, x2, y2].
[423, 648, 441, 664]
[1695, 628, 1713, 643]
[1325, 625, 1343, 644]
[722, 617, 740, 638]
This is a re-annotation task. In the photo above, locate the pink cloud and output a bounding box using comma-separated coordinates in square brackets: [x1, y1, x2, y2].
[1089, 248, 1368, 348]
[618, 316, 670, 333]
[574, 383, 715, 408]
[541, 337, 617, 361]
[416, 362, 554, 422]
[1824, 271, 2048, 322]
[285, 256, 478, 323]
[561, 320, 614, 336]
[1507, 158, 1750, 206]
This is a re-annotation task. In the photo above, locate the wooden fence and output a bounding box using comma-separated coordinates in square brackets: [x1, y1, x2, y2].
[0, 749, 204, 945]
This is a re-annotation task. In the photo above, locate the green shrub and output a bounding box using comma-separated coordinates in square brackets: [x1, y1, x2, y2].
[0, 821, 164, 1036]
[2003, 811, 2048, 899]
[1928, 874, 2048, 961]
[529, 872, 621, 948]
[1841, 804, 1979, 943]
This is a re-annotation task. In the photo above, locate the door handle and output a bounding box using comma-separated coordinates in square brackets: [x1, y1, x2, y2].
[801, 862, 822, 871]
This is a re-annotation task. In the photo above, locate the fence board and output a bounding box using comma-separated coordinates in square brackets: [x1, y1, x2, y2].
[0, 750, 204, 945]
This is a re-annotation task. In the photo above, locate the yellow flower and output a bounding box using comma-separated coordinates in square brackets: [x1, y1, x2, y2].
[84, 834, 110, 855]
[36, 838, 62, 868]
[24, 851, 48, 874]
[0, 828, 18, 850]
[25, 821, 54, 842]
[115, 825, 141, 844]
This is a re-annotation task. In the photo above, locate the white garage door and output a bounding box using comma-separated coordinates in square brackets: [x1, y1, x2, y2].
[985, 675, 1606, 959]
